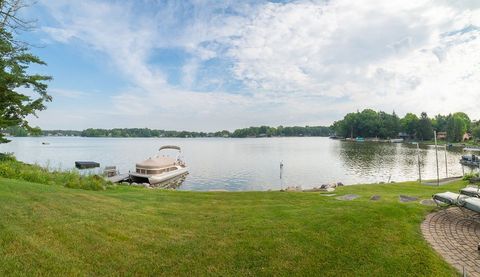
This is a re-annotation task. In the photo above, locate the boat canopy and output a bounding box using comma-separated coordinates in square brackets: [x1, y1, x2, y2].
[136, 156, 176, 169]
[159, 145, 181, 151]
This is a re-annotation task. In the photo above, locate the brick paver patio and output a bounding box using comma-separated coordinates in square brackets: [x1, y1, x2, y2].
[421, 207, 480, 276]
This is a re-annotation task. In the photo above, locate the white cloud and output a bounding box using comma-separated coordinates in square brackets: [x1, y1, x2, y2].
[34, 0, 480, 130]
[42, 26, 76, 43]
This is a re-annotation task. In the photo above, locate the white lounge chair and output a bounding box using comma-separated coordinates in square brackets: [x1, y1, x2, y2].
[460, 186, 480, 198]
[433, 191, 480, 221]
[432, 191, 468, 206]
[462, 197, 480, 213]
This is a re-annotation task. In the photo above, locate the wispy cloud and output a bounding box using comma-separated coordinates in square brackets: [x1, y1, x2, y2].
[32, 0, 480, 130]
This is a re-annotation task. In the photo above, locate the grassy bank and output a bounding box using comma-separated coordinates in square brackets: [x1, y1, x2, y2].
[0, 154, 113, 190]
[0, 176, 463, 276]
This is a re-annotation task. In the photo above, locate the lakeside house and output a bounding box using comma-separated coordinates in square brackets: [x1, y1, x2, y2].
[436, 132, 447, 140]
[463, 132, 472, 141]
[435, 131, 471, 142]
[398, 132, 409, 140]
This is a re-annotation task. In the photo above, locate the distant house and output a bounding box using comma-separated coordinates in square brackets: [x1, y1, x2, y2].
[463, 133, 472, 142]
[398, 132, 409, 139]
[436, 132, 447, 140]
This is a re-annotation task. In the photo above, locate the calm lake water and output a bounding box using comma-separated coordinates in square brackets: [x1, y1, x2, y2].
[0, 137, 470, 191]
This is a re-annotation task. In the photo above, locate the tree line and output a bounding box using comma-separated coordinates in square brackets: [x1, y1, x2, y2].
[80, 126, 331, 138]
[332, 109, 479, 142]
[2, 126, 332, 138]
[4, 110, 480, 142]
[231, 126, 331, 138]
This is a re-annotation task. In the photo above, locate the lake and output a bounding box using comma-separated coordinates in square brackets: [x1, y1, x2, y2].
[0, 137, 470, 191]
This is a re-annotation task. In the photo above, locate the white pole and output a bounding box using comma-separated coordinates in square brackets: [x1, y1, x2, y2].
[417, 142, 421, 183]
[280, 161, 283, 190]
[444, 144, 448, 177]
[434, 131, 440, 186]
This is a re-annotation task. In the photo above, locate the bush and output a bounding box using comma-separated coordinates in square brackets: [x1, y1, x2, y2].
[0, 153, 15, 162]
[463, 172, 479, 181]
[0, 155, 113, 191]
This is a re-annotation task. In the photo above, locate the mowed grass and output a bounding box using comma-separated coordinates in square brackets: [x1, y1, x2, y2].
[0, 177, 464, 276]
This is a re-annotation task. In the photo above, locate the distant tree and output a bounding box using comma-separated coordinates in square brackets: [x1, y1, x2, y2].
[0, 0, 51, 143]
[453, 112, 471, 132]
[416, 112, 433, 141]
[357, 109, 379, 138]
[340, 112, 359, 138]
[331, 110, 476, 142]
[446, 114, 467, 142]
[333, 109, 404, 139]
[400, 113, 419, 138]
[4, 125, 27, 136]
[432, 114, 448, 132]
[472, 126, 480, 141]
[378, 111, 400, 139]
[266, 127, 276, 137]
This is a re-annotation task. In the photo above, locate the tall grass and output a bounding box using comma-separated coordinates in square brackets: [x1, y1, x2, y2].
[0, 153, 113, 190]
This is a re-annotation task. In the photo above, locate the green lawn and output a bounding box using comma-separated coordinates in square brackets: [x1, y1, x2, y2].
[0, 177, 464, 276]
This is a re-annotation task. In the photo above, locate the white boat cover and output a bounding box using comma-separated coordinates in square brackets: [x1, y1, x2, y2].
[136, 156, 176, 169]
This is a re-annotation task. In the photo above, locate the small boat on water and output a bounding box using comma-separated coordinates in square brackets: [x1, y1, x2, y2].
[390, 138, 404, 143]
[460, 154, 480, 167]
[129, 145, 188, 186]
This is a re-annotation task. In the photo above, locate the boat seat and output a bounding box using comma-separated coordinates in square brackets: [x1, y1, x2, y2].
[433, 192, 468, 205]
[462, 197, 480, 213]
[460, 187, 480, 198]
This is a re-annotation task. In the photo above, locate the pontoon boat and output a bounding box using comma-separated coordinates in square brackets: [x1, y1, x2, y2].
[129, 145, 188, 186]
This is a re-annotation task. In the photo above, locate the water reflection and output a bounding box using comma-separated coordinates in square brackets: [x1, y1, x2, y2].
[338, 141, 467, 184]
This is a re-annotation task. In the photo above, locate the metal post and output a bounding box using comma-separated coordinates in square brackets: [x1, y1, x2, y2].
[280, 161, 283, 190]
[417, 142, 421, 183]
[434, 131, 440, 186]
[444, 144, 448, 177]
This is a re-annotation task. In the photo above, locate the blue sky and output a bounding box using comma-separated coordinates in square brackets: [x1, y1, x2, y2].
[20, 0, 480, 131]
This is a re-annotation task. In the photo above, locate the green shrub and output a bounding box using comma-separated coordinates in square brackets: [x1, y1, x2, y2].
[0, 153, 15, 162]
[463, 172, 479, 181]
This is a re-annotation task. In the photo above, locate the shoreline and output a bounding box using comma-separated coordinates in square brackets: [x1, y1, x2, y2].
[0, 148, 469, 192]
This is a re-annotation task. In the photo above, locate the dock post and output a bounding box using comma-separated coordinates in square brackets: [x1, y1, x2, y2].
[434, 131, 440, 186]
[280, 161, 284, 190]
[444, 144, 448, 177]
[416, 142, 421, 183]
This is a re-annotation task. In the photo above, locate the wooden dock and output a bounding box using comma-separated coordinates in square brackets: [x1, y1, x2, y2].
[107, 174, 130, 183]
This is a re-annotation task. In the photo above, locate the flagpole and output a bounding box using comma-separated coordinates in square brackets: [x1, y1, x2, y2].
[434, 131, 440, 186]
